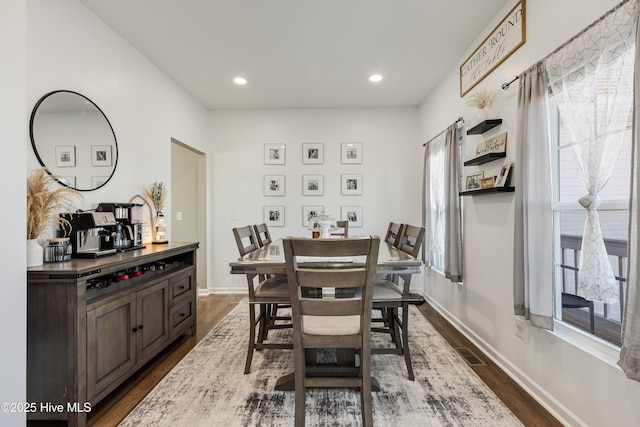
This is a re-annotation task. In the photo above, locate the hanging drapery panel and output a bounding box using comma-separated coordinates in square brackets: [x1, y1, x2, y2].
[545, 0, 637, 304]
[443, 124, 463, 282]
[513, 62, 554, 329]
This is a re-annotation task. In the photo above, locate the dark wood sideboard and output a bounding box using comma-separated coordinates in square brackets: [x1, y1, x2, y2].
[27, 242, 199, 427]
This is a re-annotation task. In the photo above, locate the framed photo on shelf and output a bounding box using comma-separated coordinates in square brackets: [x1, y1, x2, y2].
[55, 146, 76, 167]
[264, 144, 286, 165]
[481, 176, 496, 189]
[341, 142, 362, 164]
[495, 161, 513, 187]
[264, 205, 285, 227]
[302, 174, 324, 196]
[302, 143, 324, 164]
[341, 174, 363, 195]
[465, 171, 484, 190]
[91, 145, 112, 167]
[341, 206, 363, 227]
[302, 205, 324, 227]
[264, 175, 285, 196]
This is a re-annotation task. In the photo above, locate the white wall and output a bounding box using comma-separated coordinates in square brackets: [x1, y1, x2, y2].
[27, 0, 209, 214]
[209, 108, 421, 291]
[419, 0, 640, 426]
[4, 1, 210, 423]
[1, 1, 27, 425]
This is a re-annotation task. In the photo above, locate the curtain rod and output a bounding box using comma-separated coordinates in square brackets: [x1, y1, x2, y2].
[501, 0, 632, 90]
[423, 117, 464, 146]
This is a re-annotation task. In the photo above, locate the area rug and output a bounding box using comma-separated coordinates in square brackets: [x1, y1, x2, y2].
[119, 303, 523, 427]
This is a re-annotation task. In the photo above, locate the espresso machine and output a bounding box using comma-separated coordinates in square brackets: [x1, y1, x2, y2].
[97, 203, 145, 251]
[58, 211, 119, 258]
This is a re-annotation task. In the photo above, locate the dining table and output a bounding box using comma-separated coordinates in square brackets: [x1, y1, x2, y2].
[228, 236, 424, 391]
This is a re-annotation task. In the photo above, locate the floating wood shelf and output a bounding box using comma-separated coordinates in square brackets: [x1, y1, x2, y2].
[464, 152, 507, 166]
[467, 119, 502, 135]
[459, 186, 515, 196]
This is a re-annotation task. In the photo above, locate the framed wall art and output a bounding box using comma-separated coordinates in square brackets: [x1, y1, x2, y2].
[495, 161, 513, 187]
[55, 146, 76, 167]
[264, 144, 286, 165]
[91, 145, 112, 167]
[341, 142, 362, 164]
[341, 205, 363, 227]
[264, 205, 285, 227]
[341, 174, 363, 195]
[302, 143, 324, 164]
[465, 172, 484, 190]
[264, 175, 285, 196]
[91, 176, 108, 188]
[302, 205, 324, 227]
[302, 174, 324, 196]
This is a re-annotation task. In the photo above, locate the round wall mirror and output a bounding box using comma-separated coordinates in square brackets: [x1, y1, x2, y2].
[30, 90, 118, 191]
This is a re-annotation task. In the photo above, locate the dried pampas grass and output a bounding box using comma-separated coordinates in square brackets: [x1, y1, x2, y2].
[465, 87, 495, 109]
[27, 168, 83, 239]
[144, 181, 167, 213]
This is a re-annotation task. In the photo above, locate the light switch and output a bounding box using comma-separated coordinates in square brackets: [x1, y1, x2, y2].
[176, 211, 183, 221]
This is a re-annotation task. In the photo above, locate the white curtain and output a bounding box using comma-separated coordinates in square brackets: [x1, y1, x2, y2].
[619, 0, 640, 382]
[513, 62, 554, 329]
[422, 122, 463, 282]
[443, 124, 463, 282]
[546, 0, 637, 304]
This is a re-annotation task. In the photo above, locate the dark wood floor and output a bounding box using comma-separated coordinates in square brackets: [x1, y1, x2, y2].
[84, 294, 561, 427]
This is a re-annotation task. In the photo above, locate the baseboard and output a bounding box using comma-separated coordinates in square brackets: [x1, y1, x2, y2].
[424, 295, 582, 427]
[198, 287, 246, 296]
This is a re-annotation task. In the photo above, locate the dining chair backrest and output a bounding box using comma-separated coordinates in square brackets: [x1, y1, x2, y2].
[232, 225, 259, 257]
[282, 236, 379, 426]
[396, 225, 425, 258]
[330, 220, 349, 237]
[253, 223, 273, 247]
[384, 222, 404, 247]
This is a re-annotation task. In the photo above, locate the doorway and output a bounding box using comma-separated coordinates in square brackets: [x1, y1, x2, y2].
[171, 138, 207, 291]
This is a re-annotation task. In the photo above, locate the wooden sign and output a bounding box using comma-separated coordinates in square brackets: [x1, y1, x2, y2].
[475, 132, 507, 156]
[460, 0, 526, 96]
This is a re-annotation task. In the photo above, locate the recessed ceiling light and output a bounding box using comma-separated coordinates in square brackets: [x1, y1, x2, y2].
[369, 74, 383, 83]
[233, 77, 247, 85]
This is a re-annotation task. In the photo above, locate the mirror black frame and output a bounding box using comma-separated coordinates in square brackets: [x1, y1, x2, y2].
[29, 90, 119, 191]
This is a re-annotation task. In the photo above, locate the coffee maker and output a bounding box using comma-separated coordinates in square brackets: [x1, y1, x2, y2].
[97, 203, 145, 251]
[59, 211, 119, 258]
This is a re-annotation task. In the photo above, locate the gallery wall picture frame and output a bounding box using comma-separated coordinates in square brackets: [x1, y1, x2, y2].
[494, 161, 513, 187]
[341, 173, 363, 195]
[302, 143, 324, 164]
[60, 176, 76, 187]
[264, 175, 285, 196]
[91, 145, 112, 167]
[264, 205, 285, 227]
[55, 146, 76, 167]
[302, 205, 324, 227]
[465, 171, 484, 190]
[91, 176, 108, 188]
[302, 174, 324, 196]
[341, 142, 363, 164]
[341, 205, 363, 227]
[264, 144, 286, 165]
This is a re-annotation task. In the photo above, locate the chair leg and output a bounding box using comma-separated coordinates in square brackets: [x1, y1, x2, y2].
[244, 304, 257, 374]
[390, 308, 402, 349]
[257, 304, 268, 344]
[360, 349, 373, 427]
[400, 304, 415, 381]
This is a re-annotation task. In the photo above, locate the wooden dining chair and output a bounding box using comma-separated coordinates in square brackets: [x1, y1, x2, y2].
[253, 222, 273, 247]
[232, 226, 292, 374]
[330, 220, 349, 237]
[384, 222, 405, 247]
[283, 236, 379, 427]
[396, 225, 426, 258]
[371, 224, 426, 381]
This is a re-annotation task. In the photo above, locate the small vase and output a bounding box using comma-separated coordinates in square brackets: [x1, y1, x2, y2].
[27, 238, 44, 267]
[477, 107, 495, 121]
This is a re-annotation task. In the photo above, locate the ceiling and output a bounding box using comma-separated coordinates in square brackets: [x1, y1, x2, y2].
[79, 0, 507, 110]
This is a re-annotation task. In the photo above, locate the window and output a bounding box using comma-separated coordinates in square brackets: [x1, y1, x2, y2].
[549, 72, 633, 346]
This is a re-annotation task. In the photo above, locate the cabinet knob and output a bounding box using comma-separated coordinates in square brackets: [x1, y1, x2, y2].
[138, 325, 144, 330]
[132, 327, 138, 332]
